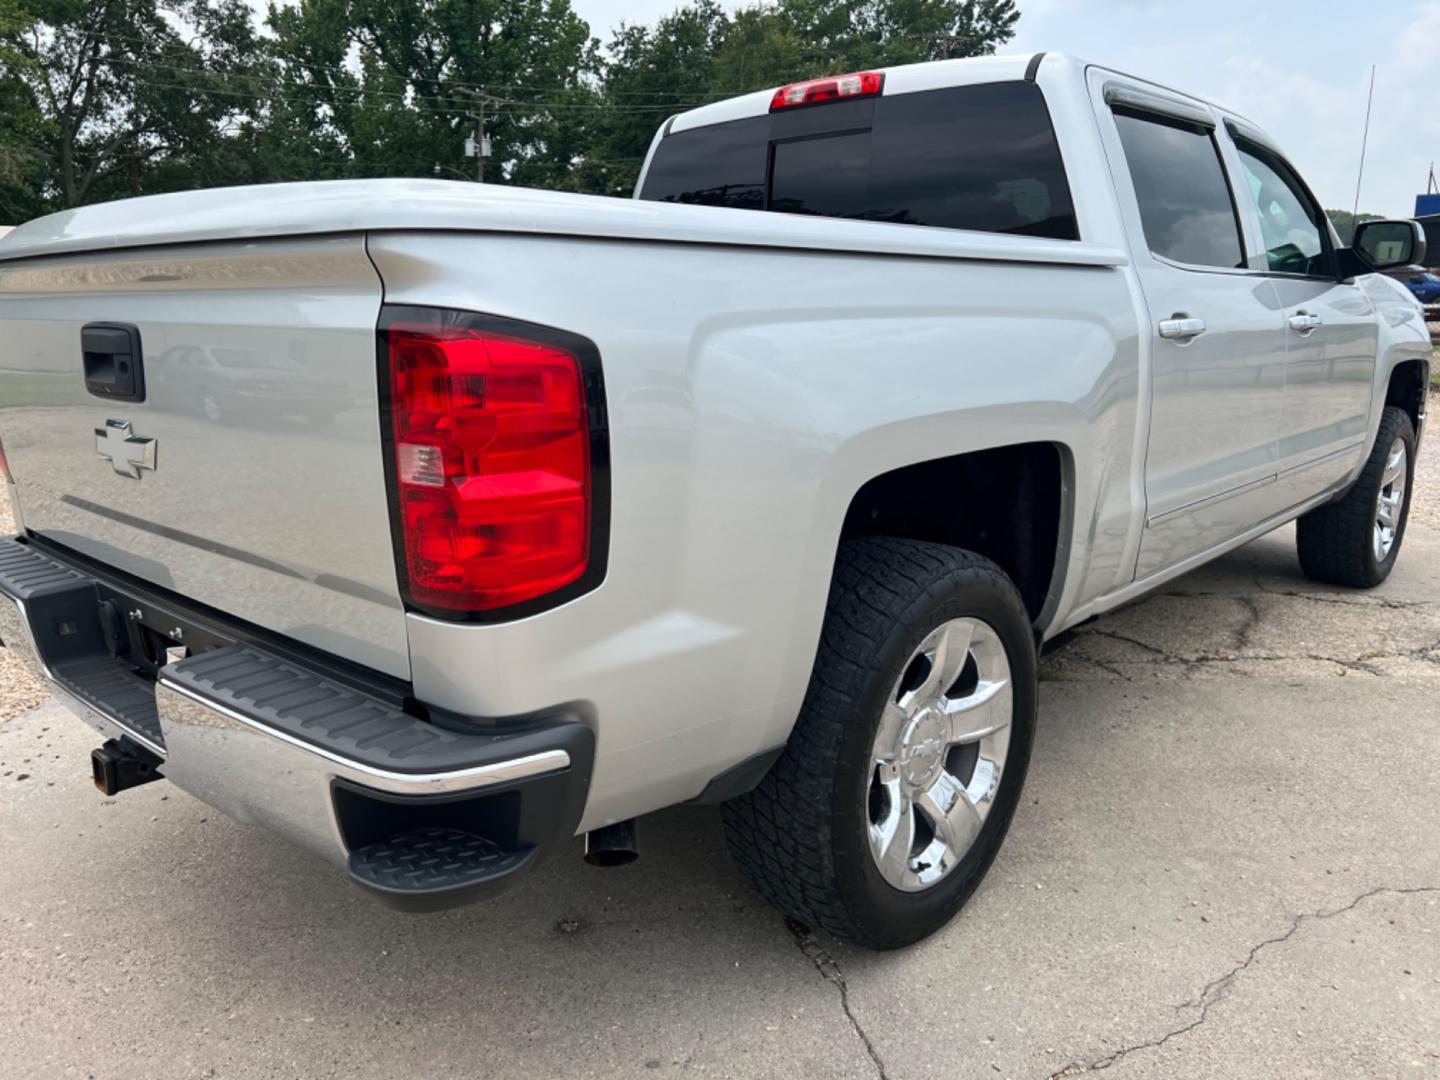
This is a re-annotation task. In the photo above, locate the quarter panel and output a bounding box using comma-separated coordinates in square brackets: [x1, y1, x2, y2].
[369, 230, 1141, 828]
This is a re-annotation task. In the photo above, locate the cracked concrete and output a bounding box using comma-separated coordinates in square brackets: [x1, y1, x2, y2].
[787, 918, 890, 1080]
[2, 449, 1439, 1078]
[1041, 531, 1440, 683]
[1051, 885, 1440, 1076]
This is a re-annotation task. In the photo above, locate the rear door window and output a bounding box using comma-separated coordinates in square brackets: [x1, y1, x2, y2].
[639, 81, 1078, 240]
[1111, 108, 1244, 269]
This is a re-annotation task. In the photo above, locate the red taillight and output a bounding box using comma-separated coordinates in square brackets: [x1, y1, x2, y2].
[770, 71, 884, 111]
[385, 314, 593, 614]
[0, 433, 10, 485]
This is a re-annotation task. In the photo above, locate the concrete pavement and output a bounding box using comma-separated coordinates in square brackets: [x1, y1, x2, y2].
[2, 527, 1438, 1079]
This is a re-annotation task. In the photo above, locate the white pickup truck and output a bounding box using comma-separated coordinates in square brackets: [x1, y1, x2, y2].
[0, 53, 1430, 948]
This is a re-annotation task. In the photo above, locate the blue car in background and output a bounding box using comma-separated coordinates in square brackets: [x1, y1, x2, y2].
[1389, 266, 1440, 308]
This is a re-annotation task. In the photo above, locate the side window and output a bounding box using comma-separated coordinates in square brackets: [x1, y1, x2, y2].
[1234, 142, 1331, 276]
[1112, 108, 1244, 269]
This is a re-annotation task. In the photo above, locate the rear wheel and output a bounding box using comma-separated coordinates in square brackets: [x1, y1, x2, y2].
[722, 537, 1036, 949]
[1296, 406, 1415, 588]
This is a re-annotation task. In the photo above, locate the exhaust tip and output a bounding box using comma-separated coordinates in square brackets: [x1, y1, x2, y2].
[583, 819, 639, 867]
[583, 847, 639, 868]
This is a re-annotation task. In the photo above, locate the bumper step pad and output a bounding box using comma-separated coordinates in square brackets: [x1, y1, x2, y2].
[348, 828, 535, 910]
[165, 644, 573, 776]
[56, 656, 165, 750]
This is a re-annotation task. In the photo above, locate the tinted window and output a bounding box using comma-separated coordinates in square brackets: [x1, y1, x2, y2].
[639, 81, 1078, 240]
[866, 81, 1075, 237]
[770, 132, 870, 218]
[638, 115, 768, 210]
[1235, 143, 1330, 276]
[1112, 109, 1243, 269]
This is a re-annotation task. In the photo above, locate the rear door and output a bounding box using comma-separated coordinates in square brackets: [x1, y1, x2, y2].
[1226, 131, 1379, 504]
[0, 235, 409, 679]
[1090, 74, 1290, 578]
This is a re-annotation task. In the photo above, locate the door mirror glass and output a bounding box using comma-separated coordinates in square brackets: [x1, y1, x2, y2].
[1352, 219, 1427, 271]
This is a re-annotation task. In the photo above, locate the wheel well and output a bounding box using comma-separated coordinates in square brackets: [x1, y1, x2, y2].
[839, 443, 1066, 623]
[1385, 359, 1430, 433]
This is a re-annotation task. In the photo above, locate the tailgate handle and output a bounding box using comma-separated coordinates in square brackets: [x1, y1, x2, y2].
[81, 323, 146, 403]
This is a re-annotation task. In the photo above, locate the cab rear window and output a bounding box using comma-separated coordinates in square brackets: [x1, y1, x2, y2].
[639, 81, 1078, 241]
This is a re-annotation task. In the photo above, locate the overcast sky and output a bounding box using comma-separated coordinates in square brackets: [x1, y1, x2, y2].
[569, 0, 1439, 218]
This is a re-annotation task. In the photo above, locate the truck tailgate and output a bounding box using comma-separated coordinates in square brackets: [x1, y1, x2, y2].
[0, 235, 409, 679]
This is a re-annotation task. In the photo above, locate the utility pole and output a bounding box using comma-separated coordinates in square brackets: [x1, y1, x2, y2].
[918, 30, 972, 59]
[474, 92, 484, 183]
[455, 86, 499, 183]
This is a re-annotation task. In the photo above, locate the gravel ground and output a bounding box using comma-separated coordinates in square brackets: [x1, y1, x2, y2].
[0, 485, 47, 722]
[1408, 380, 1440, 530]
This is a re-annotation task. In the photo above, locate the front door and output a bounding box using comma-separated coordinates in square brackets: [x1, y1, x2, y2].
[1229, 137, 1379, 504]
[1092, 75, 1289, 579]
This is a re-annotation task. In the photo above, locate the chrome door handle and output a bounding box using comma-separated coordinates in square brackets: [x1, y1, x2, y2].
[1287, 311, 1323, 334]
[1158, 316, 1206, 340]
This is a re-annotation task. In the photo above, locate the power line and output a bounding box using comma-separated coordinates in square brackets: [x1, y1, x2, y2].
[43, 28, 761, 104]
[86, 70, 702, 114]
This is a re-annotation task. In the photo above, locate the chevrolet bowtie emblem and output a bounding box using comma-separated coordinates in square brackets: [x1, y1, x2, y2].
[95, 419, 157, 479]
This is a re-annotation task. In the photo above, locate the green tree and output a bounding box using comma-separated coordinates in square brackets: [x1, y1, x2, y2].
[564, 1, 728, 196]
[1326, 209, 1384, 245]
[0, 0, 1023, 217]
[0, 0, 266, 209]
[263, 0, 600, 187]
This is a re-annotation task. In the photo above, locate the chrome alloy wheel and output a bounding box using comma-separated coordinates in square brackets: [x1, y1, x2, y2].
[1374, 436, 1408, 562]
[866, 617, 1012, 892]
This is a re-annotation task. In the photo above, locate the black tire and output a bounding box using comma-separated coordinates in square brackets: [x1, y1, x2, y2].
[722, 537, 1037, 949]
[1296, 406, 1416, 588]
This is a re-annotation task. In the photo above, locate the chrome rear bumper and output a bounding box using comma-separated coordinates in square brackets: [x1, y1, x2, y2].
[0, 536, 594, 911]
